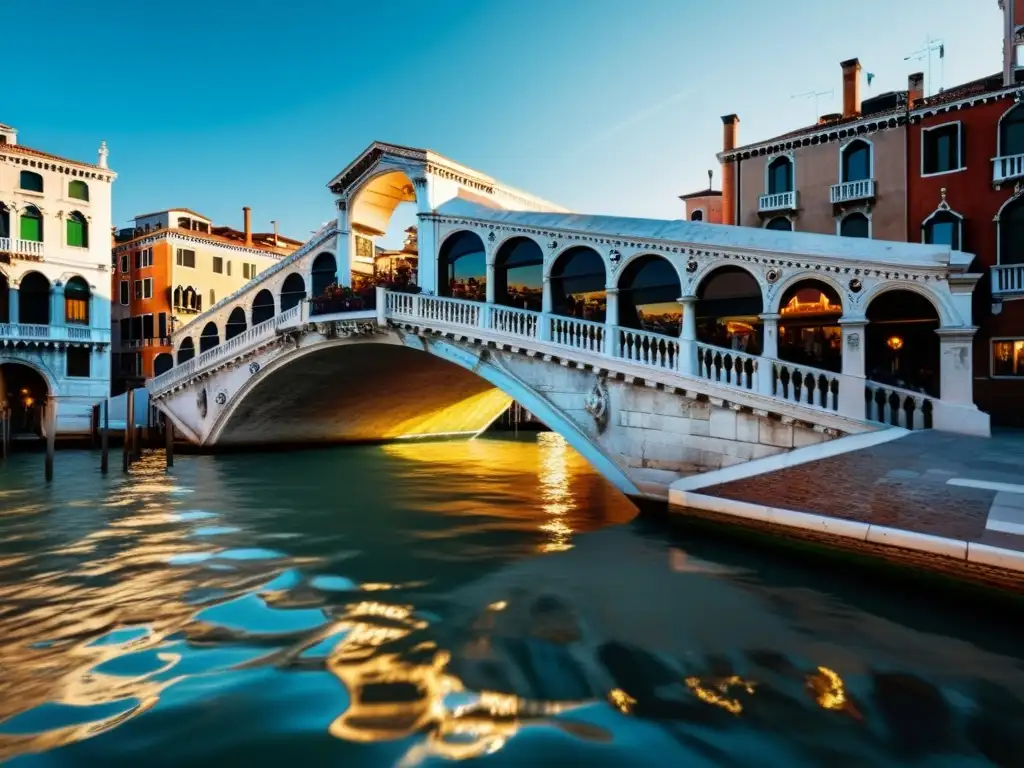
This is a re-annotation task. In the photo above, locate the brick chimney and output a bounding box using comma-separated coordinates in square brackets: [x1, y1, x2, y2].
[720, 114, 739, 226]
[243, 206, 252, 247]
[907, 72, 925, 109]
[841, 58, 862, 118]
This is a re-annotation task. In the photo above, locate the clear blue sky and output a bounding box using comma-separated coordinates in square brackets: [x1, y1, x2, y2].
[6, 0, 1002, 246]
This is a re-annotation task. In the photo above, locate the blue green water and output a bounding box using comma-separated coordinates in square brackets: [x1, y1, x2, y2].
[0, 435, 1022, 766]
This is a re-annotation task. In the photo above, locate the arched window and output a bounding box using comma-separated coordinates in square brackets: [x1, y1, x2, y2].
[1000, 103, 1024, 157]
[1000, 197, 1024, 265]
[866, 290, 941, 398]
[549, 246, 606, 321]
[68, 180, 89, 201]
[251, 289, 275, 325]
[690, 209, 704, 222]
[0, 272, 9, 323]
[311, 252, 337, 297]
[66, 211, 88, 248]
[841, 140, 871, 182]
[0, 203, 10, 239]
[19, 271, 51, 325]
[19, 205, 43, 242]
[617, 255, 682, 336]
[173, 286, 183, 309]
[840, 213, 870, 238]
[199, 321, 220, 353]
[177, 217, 192, 229]
[19, 171, 43, 193]
[153, 353, 174, 376]
[766, 217, 792, 232]
[438, 231, 487, 302]
[280, 272, 306, 311]
[923, 211, 962, 249]
[695, 266, 764, 351]
[225, 307, 247, 340]
[177, 337, 195, 365]
[64, 276, 91, 325]
[778, 279, 843, 372]
[767, 156, 793, 194]
[494, 237, 543, 311]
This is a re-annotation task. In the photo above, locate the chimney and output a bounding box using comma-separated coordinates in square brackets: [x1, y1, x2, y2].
[720, 115, 739, 226]
[907, 72, 925, 109]
[243, 206, 252, 247]
[271, 219, 279, 247]
[841, 58, 862, 118]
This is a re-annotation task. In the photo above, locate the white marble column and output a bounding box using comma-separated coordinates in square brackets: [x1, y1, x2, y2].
[414, 177, 437, 295]
[485, 259, 496, 304]
[837, 315, 868, 418]
[540, 276, 553, 342]
[678, 295, 697, 375]
[604, 287, 620, 356]
[334, 199, 352, 289]
[50, 284, 64, 326]
[936, 327, 978, 405]
[7, 285, 18, 324]
[756, 312, 780, 394]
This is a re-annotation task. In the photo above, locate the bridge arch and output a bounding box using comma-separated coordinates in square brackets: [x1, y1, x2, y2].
[548, 246, 607, 321]
[616, 254, 682, 335]
[858, 279, 957, 328]
[776, 278, 844, 373]
[865, 288, 942, 396]
[695, 265, 765, 350]
[311, 252, 337, 297]
[177, 337, 195, 364]
[493, 236, 544, 311]
[438, 230, 487, 302]
[280, 272, 306, 312]
[205, 337, 642, 498]
[225, 307, 247, 340]
[199, 321, 220, 353]
[251, 289, 275, 325]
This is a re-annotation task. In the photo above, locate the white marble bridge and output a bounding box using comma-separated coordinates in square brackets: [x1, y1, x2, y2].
[148, 142, 990, 500]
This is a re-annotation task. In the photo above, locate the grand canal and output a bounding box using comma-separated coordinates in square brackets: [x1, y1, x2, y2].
[0, 434, 1022, 766]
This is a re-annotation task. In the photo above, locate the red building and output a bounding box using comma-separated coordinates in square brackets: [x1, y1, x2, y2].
[907, 0, 1024, 425]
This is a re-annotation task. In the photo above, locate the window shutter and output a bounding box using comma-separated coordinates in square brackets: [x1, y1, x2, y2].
[20, 214, 41, 242]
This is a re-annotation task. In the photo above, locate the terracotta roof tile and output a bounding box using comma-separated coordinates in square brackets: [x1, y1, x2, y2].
[916, 73, 1005, 107]
[116, 227, 297, 256]
[678, 187, 722, 201]
[0, 142, 106, 171]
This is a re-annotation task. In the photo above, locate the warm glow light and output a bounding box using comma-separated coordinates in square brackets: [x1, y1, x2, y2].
[684, 676, 756, 715]
[886, 335, 904, 351]
[538, 432, 575, 553]
[781, 290, 840, 316]
[609, 688, 637, 714]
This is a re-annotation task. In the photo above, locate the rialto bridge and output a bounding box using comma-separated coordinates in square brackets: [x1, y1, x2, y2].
[149, 142, 990, 501]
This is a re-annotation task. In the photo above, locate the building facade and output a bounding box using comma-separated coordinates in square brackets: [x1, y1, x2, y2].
[0, 121, 115, 437]
[110, 207, 300, 394]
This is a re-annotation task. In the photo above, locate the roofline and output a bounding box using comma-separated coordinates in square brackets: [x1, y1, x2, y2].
[112, 227, 299, 256]
[678, 189, 722, 201]
[909, 82, 1020, 120]
[0, 143, 114, 175]
[133, 207, 212, 222]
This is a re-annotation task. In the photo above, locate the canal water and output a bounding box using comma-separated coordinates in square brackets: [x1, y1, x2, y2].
[0, 434, 1022, 767]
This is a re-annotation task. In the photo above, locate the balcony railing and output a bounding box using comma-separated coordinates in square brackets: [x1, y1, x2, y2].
[758, 190, 798, 213]
[0, 237, 44, 259]
[993, 153, 1024, 185]
[0, 323, 110, 344]
[992, 264, 1024, 297]
[830, 178, 875, 204]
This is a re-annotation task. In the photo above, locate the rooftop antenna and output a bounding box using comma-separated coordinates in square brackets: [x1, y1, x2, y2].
[791, 89, 835, 122]
[905, 35, 945, 95]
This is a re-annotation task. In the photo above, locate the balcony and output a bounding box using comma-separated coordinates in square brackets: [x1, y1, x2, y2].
[830, 178, 875, 204]
[0, 323, 111, 346]
[993, 153, 1024, 185]
[0, 237, 44, 260]
[758, 190, 798, 213]
[992, 264, 1024, 298]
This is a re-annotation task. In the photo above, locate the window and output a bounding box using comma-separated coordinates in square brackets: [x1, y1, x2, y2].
[209, 289, 216, 305]
[134, 247, 153, 269]
[767, 156, 793, 194]
[766, 217, 793, 231]
[226, 261, 232, 277]
[120, 318, 130, 343]
[119, 253, 129, 273]
[142, 313, 154, 340]
[212, 256, 224, 274]
[134, 280, 142, 300]
[993, 339, 1024, 377]
[20, 206, 43, 242]
[242, 262, 258, 279]
[130, 316, 142, 342]
[68, 180, 89, 201]
[1000, 104, 1024, 157]
[19, 171, 43, 193]
[841, 140, 872, 182]
[119, 280, 129, 305]
[158, 312, 168, 340]
[66, 347, 91, 378]
[133, 278, 152, 300]
[176, 248, 195, 268]
[66, 212, 88, 248]
[923, 211, 962, 249]
[840, 212, 870, 238]
[922, 123, 963, 175]
[64, 277, 90, 325]
[1000, 197, 1024, 264]
[690, 210, 704, 222]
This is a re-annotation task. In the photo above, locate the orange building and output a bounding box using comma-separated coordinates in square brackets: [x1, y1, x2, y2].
[110, 207, 301, 394]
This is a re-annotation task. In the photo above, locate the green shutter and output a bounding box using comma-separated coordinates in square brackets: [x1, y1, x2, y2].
[68, 180, 89, 201]
[67, 218, 84, 247]
[20, 215, 42, 242]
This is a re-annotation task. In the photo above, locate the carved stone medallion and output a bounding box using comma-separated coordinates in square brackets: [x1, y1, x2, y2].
[583, 377, 610, 434]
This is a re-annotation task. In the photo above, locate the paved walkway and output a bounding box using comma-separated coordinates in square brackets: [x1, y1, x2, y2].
[670, 429, 1024, 590]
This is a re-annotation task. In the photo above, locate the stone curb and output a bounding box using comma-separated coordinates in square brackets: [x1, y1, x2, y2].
[672, 490, 1024, 575]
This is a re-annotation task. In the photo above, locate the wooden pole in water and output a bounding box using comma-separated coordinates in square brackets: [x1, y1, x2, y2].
[123, 388, 134, 472]
[100, 399, 109, 474]
[44, 396, 56, 482]
[1, 407, 8, 461]
[165, 413, 174, 469]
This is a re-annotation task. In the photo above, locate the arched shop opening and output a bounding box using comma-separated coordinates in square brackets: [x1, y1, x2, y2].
[311, 252, 337, 298]
[199, 321, 220, 353]
[549, 247, 606, 322]
[177, 337, 195, 365]
[153, 353, 174, 377]
[617, 255, 682, 336]
[0, 362, 48, 438]
[225, 307, 247, 340]
[865, 290, 941, 397]
[280, 273, 306, 312]
[438, 231, 487, 302]
[251, 289, 275, 326]
[695, 266, 764, 353]
[494, 237, 544, 312]
[777, 280, 843, 373]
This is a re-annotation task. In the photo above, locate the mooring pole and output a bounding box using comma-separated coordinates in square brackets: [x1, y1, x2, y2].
[44, 397, 56, 482]
[123, 388, 134, 472]
[100, 399, 109, 474]
[1, 407, 8, 462]
[165, 413, 174, 469]
[90, 404, 99, 449]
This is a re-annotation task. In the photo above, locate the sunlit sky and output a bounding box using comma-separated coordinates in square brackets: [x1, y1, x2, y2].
[6, 0, 1003, 247]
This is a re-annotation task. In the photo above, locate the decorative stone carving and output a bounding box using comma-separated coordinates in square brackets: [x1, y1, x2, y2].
[249, 361, 261, 375]
[547, 240, 558, 250]
[315, 320, 380, 339]
[849, 278, 863, 293]
[847, 333, 860, 349]
[215, 390, 227, 406]
[487, 231, 496, 243]
[944, 344, 969, 370]
[583, 377, 609, 434]
[197, 388, 208, 419]
[686, 258, 698, 274]
[608, 249, 622, 265]
[765, 267, 781, 283]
